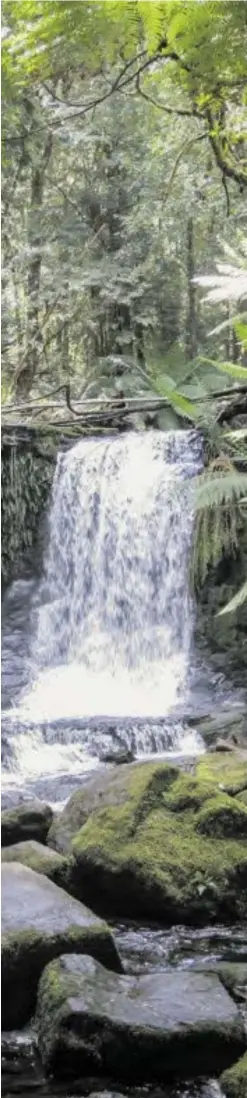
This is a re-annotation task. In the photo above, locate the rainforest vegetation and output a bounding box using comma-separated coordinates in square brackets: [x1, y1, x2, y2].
[2, 0, 247, 605]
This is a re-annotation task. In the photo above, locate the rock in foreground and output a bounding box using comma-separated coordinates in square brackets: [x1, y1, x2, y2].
[37, 953, 245, 1080]
[1, 863, 122, 1028]
[1, 840, 70, 889]
[67, 756, 247, 923]
[2, 800, 53, 847]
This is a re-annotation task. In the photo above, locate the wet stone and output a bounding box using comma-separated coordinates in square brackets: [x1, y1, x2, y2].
[37, 953, 245, 1081]
[1, 863, 123, 1028]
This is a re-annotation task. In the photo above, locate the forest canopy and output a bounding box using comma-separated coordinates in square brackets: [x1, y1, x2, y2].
[2, 0, 247, 404]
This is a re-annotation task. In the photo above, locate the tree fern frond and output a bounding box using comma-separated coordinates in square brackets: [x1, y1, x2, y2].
[200, 357, 247, 382]
[217, 580, 247, 616]
[193, 471, 247, 512]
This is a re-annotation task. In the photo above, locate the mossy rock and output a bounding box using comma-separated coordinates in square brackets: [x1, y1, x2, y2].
[196, 753, 247, 796]
[36, 954, 245, 1081]
[220, 1052, 247, 1097]
[217, 963, 247, 1003]
[237, 789, 247, 807]
[162, 774, 213, 812]
[68, 758, 247, 924]
[196, 794, 247, 839]
[48, 762, 179, 854]
[1, 863, 122, 1028]
[1, 840, 71, 890]
[2, 800, 53, 847]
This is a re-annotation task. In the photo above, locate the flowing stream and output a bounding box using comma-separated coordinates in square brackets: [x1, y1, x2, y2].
[2, 429, 244, 1098]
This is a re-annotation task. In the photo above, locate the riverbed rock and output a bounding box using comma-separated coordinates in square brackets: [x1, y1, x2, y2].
[2, 800, 53, 847]
[36, 953, 245, 1080]
[1, 840, 71, 890]
[1, 863, 122, 1028]
[196, 963, 247, 1005]
[220, 1052, 247, 1097]
[64, 756, 247, 923]
[48, 760, 179, 854]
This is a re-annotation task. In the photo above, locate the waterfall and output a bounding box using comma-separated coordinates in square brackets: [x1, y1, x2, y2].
[2, 430, 204, 798]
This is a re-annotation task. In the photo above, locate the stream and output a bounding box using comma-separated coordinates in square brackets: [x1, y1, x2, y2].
[2, 431, 246, 1097]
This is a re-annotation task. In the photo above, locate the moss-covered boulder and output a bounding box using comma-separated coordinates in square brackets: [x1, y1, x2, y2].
[2, 800, 53, 847]
[196, 752, 247, 795]
[48, 762, 180, 854]
[196, 795, 247, 839]
[1, 840, 71, 889]
[220, 1052, 247, 1097]
[36, 954, 245, 1080]
[63, 757, 247, 923]
[1, 863, 122, 1028]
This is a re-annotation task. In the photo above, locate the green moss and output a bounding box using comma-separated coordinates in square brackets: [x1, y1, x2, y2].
[196, 754, 247, 795]
[196, 794, 247, 838]
[220, 1052, 247, 1097]
[72, 758, 247, 922]
[1, 842, 71, 889]
[236, 789, 247, 806]
[162, 775, 213, 812]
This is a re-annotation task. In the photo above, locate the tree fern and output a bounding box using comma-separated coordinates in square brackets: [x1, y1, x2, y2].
[193, 470, 247, 512]
[217, 580, 247, 617]
[190, 465, 247, 591]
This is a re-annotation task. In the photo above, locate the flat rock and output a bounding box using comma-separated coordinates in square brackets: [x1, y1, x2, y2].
[1, 840, 70, 890]
[1, 863, 122, 1028]
[37, 954, 245, 1080]
[2, 800, 53, 847]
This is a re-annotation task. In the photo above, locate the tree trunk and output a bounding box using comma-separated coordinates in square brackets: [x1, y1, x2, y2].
[15, 133, 53, 398]
[186, 217, 197, 360]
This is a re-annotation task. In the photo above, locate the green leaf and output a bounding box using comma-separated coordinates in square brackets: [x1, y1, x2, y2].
[217, 580, 247, 616]
[200, 357, 247, 382]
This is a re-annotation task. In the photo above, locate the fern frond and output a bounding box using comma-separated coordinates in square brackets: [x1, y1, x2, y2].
[193, 471, 247, 512]
[217, 580, 247, 616]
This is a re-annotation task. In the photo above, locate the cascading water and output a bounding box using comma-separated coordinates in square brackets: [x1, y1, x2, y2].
[2, 430, 205, 800]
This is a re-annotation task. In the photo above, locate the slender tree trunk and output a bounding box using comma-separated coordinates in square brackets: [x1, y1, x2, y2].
[135, 321, 145, 367]
[186, 217, 197, 360]
[15, 133, 53, 398]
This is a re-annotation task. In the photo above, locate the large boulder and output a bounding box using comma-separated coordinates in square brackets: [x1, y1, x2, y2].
[1, 863, 122, 1028]
[220, 1052, 247, 1097]
[37, 954, 245, 1080]
[1, 840, 70, 890]
[60, 757, 247, 924]
[2, 800, 53, 847]
[48, 760, 168, 854]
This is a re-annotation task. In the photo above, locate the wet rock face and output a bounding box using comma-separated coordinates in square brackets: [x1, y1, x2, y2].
[37, 953, 245, 1080]
[1, 579, 36, 709]
[1, 800, 53, 847]
[1, 863, 123, 1028]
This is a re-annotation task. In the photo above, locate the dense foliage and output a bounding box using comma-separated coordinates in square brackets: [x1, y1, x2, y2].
[2, 0, 247, 606]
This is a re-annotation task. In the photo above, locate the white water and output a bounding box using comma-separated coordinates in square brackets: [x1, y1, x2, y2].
[2, 430, 204, 794]
[22, 432, 200, 721]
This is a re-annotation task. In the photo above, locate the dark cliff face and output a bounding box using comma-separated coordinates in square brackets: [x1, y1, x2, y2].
[1, 444, 54, 588]
[196, 543, 247, 684]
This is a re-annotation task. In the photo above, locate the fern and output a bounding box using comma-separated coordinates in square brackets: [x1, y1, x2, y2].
[217, 580, 247, 617]
[193, 470, 247, 512]
[190, 464, 247, 591]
